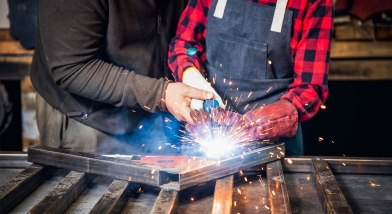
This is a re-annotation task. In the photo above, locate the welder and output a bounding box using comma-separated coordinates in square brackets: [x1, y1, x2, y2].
[168, 0, 334, 155]
[29, 0, 214, 154]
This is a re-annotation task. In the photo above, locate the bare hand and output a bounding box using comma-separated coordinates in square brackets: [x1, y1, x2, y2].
[165, 82, 213, 124]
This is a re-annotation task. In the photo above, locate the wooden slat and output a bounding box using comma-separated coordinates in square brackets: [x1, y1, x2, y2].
[211, 175, 234, 214]
[28, 171, 95, 214]
[331, 41, 392, 59]
[0, 40, 34, 55]
[89, 179, 130, 214]
[150, 188, 178, 214]
[267, 160, 292, 214]
[0, 164, 53, 213]
[0, 29, 14, 40]
[312, 159, 354, 214]
[329, 59, 392, 80]
[334, 25, 374, 41]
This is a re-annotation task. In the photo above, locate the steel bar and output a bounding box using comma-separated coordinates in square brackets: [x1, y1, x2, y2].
[89, 179, 130, 214]
[150, 188, 178, 214]
[28, 170, 96, 214]
[211, 175, 234, 214]
[311, 159, 354, 214]
[282, 156, 392, 174]
[164, 143, 285, 190]
[28, 145, 178, 187]
[0, 152, 31, 168]
[0, 164, 53, 213]
[267, 160, 292, 214]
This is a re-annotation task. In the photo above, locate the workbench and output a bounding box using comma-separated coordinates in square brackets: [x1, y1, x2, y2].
[1, 145, 392, 214]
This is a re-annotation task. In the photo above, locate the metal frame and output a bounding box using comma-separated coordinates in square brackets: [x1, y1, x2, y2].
[28, 143, 285, 190]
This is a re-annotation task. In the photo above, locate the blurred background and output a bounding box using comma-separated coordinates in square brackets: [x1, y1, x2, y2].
[0, 0, 391, 157]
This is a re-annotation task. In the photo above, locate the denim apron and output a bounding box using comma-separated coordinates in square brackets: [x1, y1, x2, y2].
[205, 0, 303, 155]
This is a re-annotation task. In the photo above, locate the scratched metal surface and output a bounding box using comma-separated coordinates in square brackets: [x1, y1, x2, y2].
[335, 174, 392, 214]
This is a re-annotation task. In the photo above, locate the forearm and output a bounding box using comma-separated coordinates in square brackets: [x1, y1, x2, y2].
[39, 0, 167, 113]
[282, 0, 333, 122]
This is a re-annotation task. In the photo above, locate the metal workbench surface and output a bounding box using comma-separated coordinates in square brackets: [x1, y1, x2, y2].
[1, 152, 392, 214]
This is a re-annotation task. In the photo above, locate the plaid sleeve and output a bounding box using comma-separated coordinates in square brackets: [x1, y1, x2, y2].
[168, 0, 211, 82]
[281, 0, 334, 122]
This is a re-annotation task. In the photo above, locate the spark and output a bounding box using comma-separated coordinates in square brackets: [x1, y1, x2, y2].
[247, 91, 252, 98]
[139, 125, 143, 129]
[369, 180, 380, 187]
[239, 170, 243, 175]
[234, 201, 237, 206]
[158, 146, 162, 150]
[191, 197, 194, 201]
[320, 104, 326, 109]
[244, 104, 249, 110]
[318, 137, 324, 142]
[244, 177, 248, 182]
[265, 205, 270, 210]
[151, 176, 154, 179]
[151, 169, 155, 174]
[342, 163, 346, 166]
[237, 188, 242, 194]
[307, 176, 310, 180]
[143, 105, 150, 110]
[266, 87, 272, 93]
[128, 176, 132, 181]
[272, 190, 275, 195]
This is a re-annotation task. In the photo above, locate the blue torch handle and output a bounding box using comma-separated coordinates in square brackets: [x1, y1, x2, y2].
[203, 99, 219, 113]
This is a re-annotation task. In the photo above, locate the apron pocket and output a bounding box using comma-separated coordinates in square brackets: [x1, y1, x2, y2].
[215, 34, 268, 80]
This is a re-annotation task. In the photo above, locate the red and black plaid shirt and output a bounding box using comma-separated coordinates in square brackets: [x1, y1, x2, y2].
[168, 0, 334, 122]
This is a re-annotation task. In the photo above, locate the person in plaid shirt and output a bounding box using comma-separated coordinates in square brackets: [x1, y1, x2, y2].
[168, 0, 334, 155]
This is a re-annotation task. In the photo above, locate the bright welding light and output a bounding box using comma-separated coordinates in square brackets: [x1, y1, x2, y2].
[201, 138, 236, 158]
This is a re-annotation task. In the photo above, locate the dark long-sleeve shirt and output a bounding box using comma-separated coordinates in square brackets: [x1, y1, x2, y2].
[30, 0, 185, 134]
[168, 0, 334, 122]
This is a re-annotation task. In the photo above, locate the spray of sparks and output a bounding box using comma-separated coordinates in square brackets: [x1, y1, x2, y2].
[179, 107, 259, 159]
